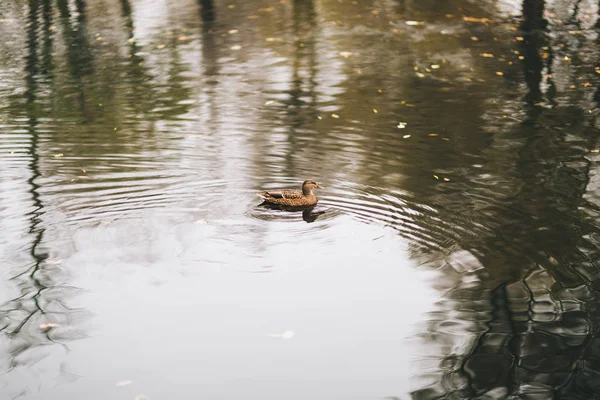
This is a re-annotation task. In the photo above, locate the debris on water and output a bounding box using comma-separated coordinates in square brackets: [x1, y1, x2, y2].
[331, 114, 340, 119]
[373, 109, 378, 114]
[403, 134, 411, 139]
[405, 21, 424, 26]
[268, 330, 295, 339]
[54, 153, 63, 158]
[496, 71, 504, 76]
[339, 51, 353, 58]
[40, 323, 59, 329]
[397, 122, 407, 129]
[480, 53, 494, 58]
[231, 45, 242, 50]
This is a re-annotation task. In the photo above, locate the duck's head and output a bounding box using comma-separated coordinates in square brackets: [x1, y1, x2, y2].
[302, 179, 324, 195]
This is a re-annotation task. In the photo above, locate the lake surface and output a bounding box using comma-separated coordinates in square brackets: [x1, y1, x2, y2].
[2, 0, 600, 399]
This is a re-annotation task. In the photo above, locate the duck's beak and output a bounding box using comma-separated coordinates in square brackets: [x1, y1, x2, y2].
[316, 185, 324, 189]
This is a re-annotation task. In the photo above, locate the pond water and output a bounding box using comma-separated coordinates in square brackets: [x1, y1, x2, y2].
[2, 0, 600, 399]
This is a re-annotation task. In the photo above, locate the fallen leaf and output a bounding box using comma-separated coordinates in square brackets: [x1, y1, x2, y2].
[230, 45, 242, 50]
[443, 178, 450, 181]
[228, 29, 239, 34]
[339, 51, 353, 58]
[265, 100, 274, 105]
[268, 330, 295, 339]
[589, 149, 600, 153]
[259, 7, 273, 12]
[518, 55, 525, 60]
[403, 134, 411, 139]
[331, 114, 339, 119]
[582, 82, 592, 87]
[227, 4, 235, 8]
[178, 36, 189, 41]
[405, 21, 424, 26]
[431, 64, 440, 69]
[428, 133, 438, 137]
[54, 153, 63, 158]
[479, 53, 494, 58]
[496, 71, 504, 76]
[265, 37, 275, 42]
[471, 36, 479, 41]
[397, 122, 407, 129]
[463, 16, 492, 23]
[416, 72, 425, 78]
[116, 380, 132, 387]
[516, 36, 524, 41]
[433, 175, 439, 179]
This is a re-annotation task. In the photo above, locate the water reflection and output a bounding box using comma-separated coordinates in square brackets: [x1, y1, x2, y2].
[2, 0, 600, 398]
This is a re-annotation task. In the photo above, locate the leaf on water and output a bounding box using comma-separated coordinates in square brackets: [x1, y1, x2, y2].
[433, 175, 439, 180]
[265, 100, 274, 105]
[404, 103, 415, 107]
[54, 153, 63, 158]
[445, 14, 454, 18]
[377, 89, 383, 93]
[317, 116, 322, 120]
[228, 29, 239, 34]
[247, 15, 259, 19]
[463, 16, 492, 23]
[590, 149, 600, 153]
[405, 21, 424, 26]
[518, 56, 525, 60]
[582, 82, 592, 87]
[516, 36, 524, 41]
[116, 380, 132, 387]
[331, 114, 340, 119]
[157, 44, 165, 49]
[479, 53, 494, 58]
[416, 72, 425, 78]
[231, 45, 242, 50]
[428, 133, 438, 137]
[339, 51, 353, 58]
[265, 37, 275, 42]
[431, 64, 440, 69]
[403, 134, 411, 139]
[569, 85, 576, 89]
[40, 323, 59, 329]
[259, 7, 274, 12]
[443, 178, 450, 181]
[227, 4, 235, 8]
[372, 109, 378, 113]
[269, 330, 295, 339]
[397, 122, 407, 129]
[595, 67, 600, 74]
[471, 36, 479, 41]
[496, 71, 504, 76]
[178, 36, 189, 41]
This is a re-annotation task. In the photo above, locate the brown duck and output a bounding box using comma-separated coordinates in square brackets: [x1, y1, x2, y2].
[257, 179, 324, 206]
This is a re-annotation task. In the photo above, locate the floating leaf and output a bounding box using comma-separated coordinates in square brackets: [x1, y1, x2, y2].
[496, 71, 504, 76]
[431, 64, 440, 69]
[463, 16, 492, 23]
[397, 122, 407, 129]
[479, 53, 494, 58]
[372, 109, 378, 113]
[416, 72, 425, 78]
[178, 36, 189, 41]
[331, 114, 340, 119]
[443, 178, 450, 181]
[405, 21, 424, 26]
[268, 330, 295, 339]
[428, 133, 438, 137]
[228, 29, 239, 34]
[471, 36, 479, 41]
[590, 149, 600, 153]
[403, 134, 411, 139]
[433, 175, 439, 179]
[54, 153, 63, 158]
[230, 45, 242, 50]
[582, 82, 592, 87]
[516, 36, 524, 41]
[339, 51, 353, 58]
[265, 100, 274, 105]
[265, 37, 275, 42]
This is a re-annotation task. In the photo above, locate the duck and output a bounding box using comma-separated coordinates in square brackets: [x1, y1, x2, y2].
[257, 179, 324, 207]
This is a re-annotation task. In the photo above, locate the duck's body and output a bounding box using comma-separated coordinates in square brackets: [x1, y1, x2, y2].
[257, 180, 323, 207]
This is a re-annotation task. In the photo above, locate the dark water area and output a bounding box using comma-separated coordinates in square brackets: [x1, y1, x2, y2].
[1, 0, 600, 398]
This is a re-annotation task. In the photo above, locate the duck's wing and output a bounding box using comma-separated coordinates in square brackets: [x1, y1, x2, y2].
[258, 189, 302, 199]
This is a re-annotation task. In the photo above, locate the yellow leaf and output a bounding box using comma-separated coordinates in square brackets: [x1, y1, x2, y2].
[416, 72, 425, 78]
[463, 16, 492, 23]
[54, 153, 63, 157]
[479, 53, 494, 58]
[496, 71, 504, 76]
[443, 178, 450, 181]
[373, 109, 378, 113]
[428, 133, 438, 137]
[433, 175, 439, 180]
[339, 51, 353, 58]
[331, 114, 339, 119]
[471, 36, 479, 41]
[516, 36, 524, 41]
[228, 29, 239, 34]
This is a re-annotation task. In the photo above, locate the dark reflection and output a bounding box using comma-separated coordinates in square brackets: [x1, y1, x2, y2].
[520, 0, 547, 106]
[411, 0, 600, 397]
[0, 0, 82, 375]
[56, 0, 93, 121]
[258, 202, 324, 223]
[282, 0, 317, 175]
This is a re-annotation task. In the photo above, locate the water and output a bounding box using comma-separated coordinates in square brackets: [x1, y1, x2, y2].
[1, 0, 600, 398]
